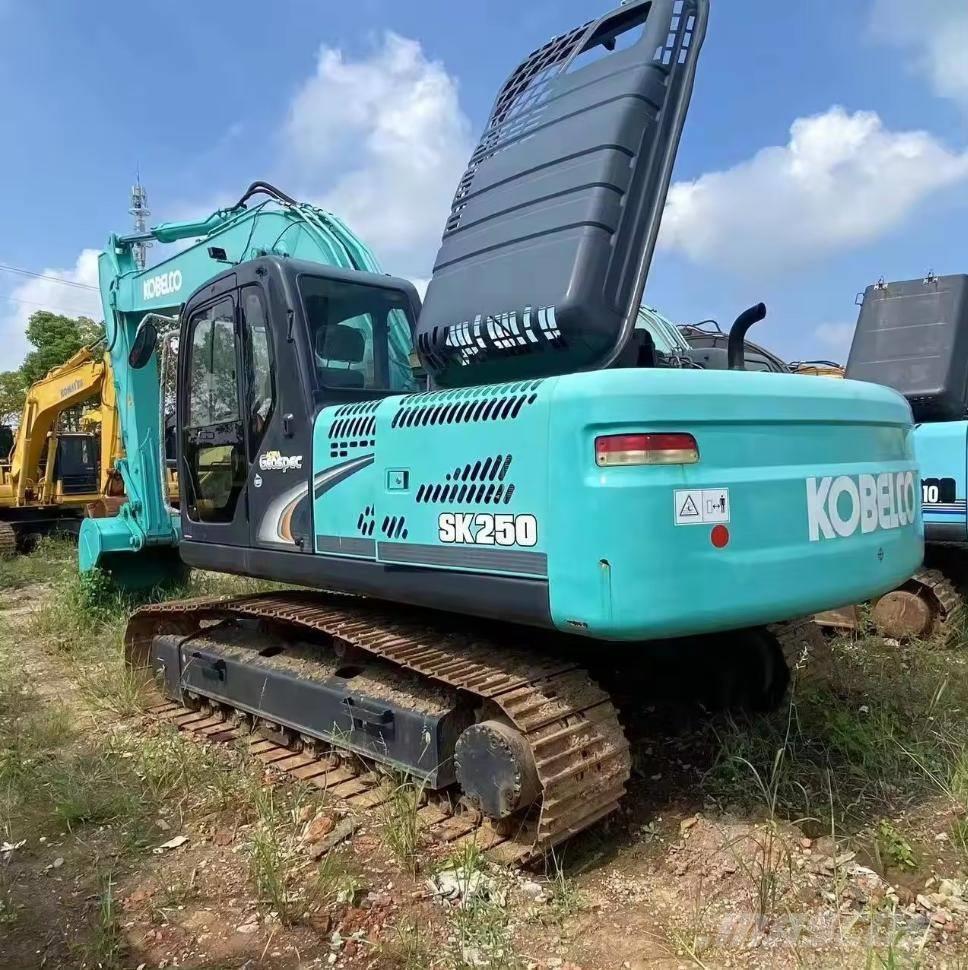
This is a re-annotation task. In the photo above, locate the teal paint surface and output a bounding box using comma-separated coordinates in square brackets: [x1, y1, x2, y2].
[313, 370, 923, 641]
[916, 421, 968, 539]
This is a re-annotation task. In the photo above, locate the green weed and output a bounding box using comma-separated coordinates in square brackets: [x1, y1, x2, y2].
[544, 851, 582, 923]
[0, 536, 74, 592]
[382, 780, 426, 875]
[71, 872, 125, 970]
[380, 917, 437, 969]
[875, 819, 917, 872]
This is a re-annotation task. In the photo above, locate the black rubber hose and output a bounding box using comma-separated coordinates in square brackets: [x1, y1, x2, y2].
[232, 181, 300, 210]
[727, 303, 767, 371]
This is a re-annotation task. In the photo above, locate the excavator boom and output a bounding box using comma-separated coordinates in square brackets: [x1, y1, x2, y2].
[80, 186, 387, 584]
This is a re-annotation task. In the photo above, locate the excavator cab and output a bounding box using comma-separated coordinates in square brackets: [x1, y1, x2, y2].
[174, 258, 419, 558]
[48, 433, 99, 496]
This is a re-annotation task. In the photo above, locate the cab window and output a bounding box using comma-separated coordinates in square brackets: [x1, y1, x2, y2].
[187, 299, 239, 427]
[299, 275, 416, 393]
[240, 287, 274, 454]
[183, 297, 246, 523]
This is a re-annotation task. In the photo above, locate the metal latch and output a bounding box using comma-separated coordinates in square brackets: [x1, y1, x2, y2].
[342, 696, 394, 733]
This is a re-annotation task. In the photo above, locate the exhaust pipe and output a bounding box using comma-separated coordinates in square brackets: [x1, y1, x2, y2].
[727, 303, 767, 371]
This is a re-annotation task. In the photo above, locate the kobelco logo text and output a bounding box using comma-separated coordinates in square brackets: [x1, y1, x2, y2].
[259, 451, 303, 474]
[142, 270, 182, 302]
[807, 471, 917, 542]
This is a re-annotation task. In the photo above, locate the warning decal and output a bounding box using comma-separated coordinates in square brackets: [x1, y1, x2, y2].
[679, 494, 700, 519]
[675, 488, 730, 526]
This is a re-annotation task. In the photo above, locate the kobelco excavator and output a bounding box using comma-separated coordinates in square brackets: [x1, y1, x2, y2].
[81, 0, 921, 858]
[847, 273, 968, 643]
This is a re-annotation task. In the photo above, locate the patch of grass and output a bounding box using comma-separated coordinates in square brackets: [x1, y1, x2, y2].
[25, 568, 131, 654]
[428, 845, 521, 970]
[445, 891, 522, 970]
[380, 917, 437, 969]
[314, 848, 365, 906]
[245, 785, 357, 925]
[0, 873, 18, 928]
[75, 653, 150, 719]
[863, 927, 926, 970]
[0, 637, 271, 850]
[72, 872, 125, 970]
[154, 869, 201, 920]
[249, 815, 300, 922]
[703, 634, 968, 838]
[950, 817, 968, 863]
[730, 820, 793, 927]
[0, 536, 74, 592]
[382, 780, 426, 875]
[543, 852, 583, 923]
[717, 707, 797, 926]
[46, 750, 144, 833]
[187, 569, 283, 599]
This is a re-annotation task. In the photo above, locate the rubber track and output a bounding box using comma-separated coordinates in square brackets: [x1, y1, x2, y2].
[0, 522, 16, 558]
[126, 591, 632, 864]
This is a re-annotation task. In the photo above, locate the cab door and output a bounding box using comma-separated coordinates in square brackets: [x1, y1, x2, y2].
[236, 283, 310, 551]
[180, 292, 250, 547]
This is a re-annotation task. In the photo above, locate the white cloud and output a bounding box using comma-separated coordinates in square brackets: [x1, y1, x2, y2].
[659, 107, 968, 274]
[870, 0, 968, 110]
[1, 250, 102, 365]
[283, 33, 473, 278]
[813, 322, 856, 361]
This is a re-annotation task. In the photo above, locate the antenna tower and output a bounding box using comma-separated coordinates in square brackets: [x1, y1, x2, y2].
[130, 173, 151, 270]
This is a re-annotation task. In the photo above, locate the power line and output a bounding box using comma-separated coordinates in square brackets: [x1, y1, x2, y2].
[0, 263, 99, 292]
[4, 294, 100, 317]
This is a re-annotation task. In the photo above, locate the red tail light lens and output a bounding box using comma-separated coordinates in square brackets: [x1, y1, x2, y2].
[595, 433, 700, 466]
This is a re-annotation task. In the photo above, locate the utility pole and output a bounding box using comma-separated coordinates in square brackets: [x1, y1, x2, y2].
[129, 171, 151, 270]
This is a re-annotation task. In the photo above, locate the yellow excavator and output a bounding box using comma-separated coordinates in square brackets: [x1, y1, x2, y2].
[0, 346, 121, 554]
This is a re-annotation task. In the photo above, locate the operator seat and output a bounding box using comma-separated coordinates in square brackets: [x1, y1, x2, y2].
[611, 328, 658, 369]
[314, 323, 366, 389]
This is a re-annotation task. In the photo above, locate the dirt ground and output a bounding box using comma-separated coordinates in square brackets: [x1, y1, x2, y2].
[2, 553, 968, 969]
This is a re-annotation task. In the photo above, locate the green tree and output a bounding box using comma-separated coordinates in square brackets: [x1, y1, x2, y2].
[20, 311, 104, 386]
[0, 369, 26, 433]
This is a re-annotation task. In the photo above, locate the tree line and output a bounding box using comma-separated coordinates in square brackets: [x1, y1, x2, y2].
[0, 311, 105, 429]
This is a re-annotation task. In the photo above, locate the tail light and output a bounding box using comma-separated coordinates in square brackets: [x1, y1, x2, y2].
[595, 433, 700, 466]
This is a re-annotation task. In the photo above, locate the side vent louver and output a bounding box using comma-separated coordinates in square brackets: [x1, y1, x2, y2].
[416, 455, 515, 506]
[391, 381, 543, 430]
[328, 400, 380, 459]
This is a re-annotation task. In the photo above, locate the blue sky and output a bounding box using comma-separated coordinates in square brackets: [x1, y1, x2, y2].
[1, 0, 966, 366]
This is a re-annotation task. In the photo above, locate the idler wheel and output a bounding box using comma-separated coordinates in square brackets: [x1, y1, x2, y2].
[871, 590, 935, 640]
[454, 719, 540, 820]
